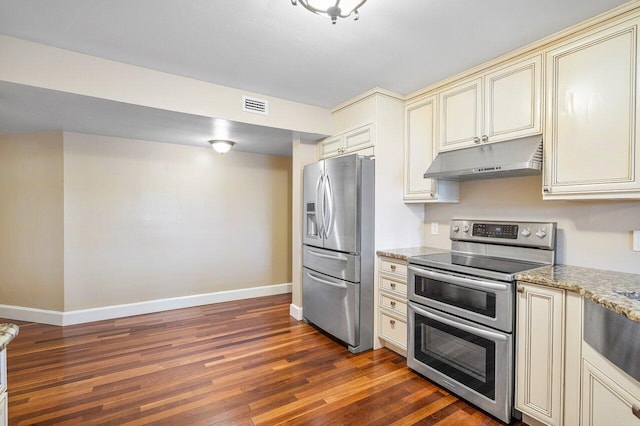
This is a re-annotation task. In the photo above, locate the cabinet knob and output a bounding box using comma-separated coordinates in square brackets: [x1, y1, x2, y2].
[517, 286, 525, 293]
[473, 137, 481, 144]
[390, 301, 396, 307]
[390, 265, 396, 271]
[389, 319, 396, 325]
[632, 404, 640, 419]
[543, 185, 551, 193]
[481, 135, 489, 142]
[390, 282, 396, 288]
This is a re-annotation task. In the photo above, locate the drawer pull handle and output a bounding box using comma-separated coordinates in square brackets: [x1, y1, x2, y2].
[517, 286, 525, 294]
[389, 319, 396, 325]
[390, 283, 396, 288]
[633, 404, 640, 419]
[390, 264, 396, 271]
[390, 301, 396, 307]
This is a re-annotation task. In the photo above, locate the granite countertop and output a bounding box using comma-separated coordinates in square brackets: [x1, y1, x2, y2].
[0, 324, 19, 351]
[516, 265, 640, 322]
[376, 246, 449, 261]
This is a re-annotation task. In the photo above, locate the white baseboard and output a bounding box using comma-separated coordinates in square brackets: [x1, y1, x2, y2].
[289, 303, 303, 321]
[0, 283, 292, 326]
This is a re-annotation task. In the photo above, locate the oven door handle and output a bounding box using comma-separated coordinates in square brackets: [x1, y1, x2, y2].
[410, 302, 507, 342]
[408, 266, 509, 292]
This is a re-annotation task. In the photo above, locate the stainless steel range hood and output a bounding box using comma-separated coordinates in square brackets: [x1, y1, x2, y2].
[423, 135, 543, 181]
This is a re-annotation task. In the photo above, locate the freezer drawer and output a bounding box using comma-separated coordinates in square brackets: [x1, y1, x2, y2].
[303, 267, 360, 347]
[303, 245, 360, 283]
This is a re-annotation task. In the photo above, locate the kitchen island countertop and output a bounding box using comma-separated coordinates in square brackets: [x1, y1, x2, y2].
[516, 265, 640, 323]
[0, 323, 19, 351]
[376, 246, 449, 261]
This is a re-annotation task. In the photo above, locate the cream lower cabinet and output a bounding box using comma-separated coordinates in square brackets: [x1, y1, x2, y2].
[404, 96, 459, 203]
[582, 338, 640, 425]
[376, 256, 408, 355]
[318, 124, 374, 159]
[544, 15, 640, 199]
[515, 283, 582, 426]
[438, 53, 542, 152]
[0, 349, 6, 426]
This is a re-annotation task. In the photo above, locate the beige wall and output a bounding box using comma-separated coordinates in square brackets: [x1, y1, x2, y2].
[423, 176, 640, 274]
[62, 132, 291, 310]
[0, 35, 331, 136]
[0, 132, 64, 310]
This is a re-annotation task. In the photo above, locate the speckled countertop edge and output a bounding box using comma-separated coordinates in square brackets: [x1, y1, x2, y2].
[516, 265, 640, 323]
[0, 323, 19, 351]
[376, 246, 449, 261]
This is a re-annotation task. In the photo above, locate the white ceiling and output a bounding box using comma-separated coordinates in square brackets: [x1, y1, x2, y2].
[0, 0, 631, 155]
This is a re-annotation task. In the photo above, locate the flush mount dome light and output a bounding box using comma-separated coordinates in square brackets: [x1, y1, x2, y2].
[291, 0, 368, 24]
[208, 140, 236, 154]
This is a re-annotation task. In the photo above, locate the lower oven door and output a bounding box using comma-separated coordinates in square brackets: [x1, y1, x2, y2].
[408, 265, 513, 332]
[407, 302, 513, 423]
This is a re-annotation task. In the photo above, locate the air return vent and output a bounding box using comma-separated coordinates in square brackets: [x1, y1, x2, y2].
[242, 96, 268, 115]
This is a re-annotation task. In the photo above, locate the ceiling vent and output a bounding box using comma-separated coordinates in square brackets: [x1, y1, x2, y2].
[242, 96, 268, 115]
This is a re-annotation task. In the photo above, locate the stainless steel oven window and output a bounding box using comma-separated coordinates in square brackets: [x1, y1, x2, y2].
[414, 310, 496, 400]
[408, 266, 513, 333]
[414, 275, 497, 317]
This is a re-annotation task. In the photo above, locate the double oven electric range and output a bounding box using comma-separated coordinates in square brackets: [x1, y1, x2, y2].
[407, 219, 556, 423]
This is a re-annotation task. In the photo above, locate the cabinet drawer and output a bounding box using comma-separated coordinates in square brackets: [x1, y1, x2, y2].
[379, 312, 407, 349]
[379, 276, 407, 296]
[379, 259, 407, 276]
[380, 294, 407, 316]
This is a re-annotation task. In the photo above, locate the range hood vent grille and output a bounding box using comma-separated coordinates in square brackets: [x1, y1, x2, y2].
[242, 96, 269, 115]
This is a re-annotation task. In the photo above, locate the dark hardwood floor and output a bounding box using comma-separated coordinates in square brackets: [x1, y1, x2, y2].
[2, 294, 517, 425]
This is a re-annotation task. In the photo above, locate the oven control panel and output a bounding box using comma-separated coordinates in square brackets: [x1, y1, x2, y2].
[472, 223, 518, 239]
[450, 219, 556, 249]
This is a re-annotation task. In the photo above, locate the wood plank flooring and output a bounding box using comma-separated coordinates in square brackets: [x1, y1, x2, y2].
[2, 294, 518, 425]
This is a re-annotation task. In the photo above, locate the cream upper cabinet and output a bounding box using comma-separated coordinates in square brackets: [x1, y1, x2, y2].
[438, 76, 483, 151]
[544, 15, 640, 199]
[318, 124, 374, 159]
[438, 54, 542, 152]
[484, 54, 543, 143]
[516, 283, 565, 426]
[404, 95, 459, 203]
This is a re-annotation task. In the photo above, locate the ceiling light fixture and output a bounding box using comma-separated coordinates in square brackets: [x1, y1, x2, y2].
[208, 140, 236, 155]
[291, 0, 367, 24]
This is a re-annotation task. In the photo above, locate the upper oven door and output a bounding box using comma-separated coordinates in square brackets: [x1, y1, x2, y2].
[408, 265, 513, 332]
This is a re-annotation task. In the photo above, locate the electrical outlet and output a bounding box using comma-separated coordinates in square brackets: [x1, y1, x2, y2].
[431, 222, 439, 235]
[634, 230, 640, 252]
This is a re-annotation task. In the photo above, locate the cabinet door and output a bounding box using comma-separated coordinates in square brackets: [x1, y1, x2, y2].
[516, 283, 565, 426]
[438, 77, 483, 151]
[0, 392, 6, 426]
[544, 16, 640, 198]
[404, 96, 438, 200]
[343, 124, 373, 154]
[318, 135, 343, 159]
[484, 54, 542, 143]
[582, 358, 640, 426]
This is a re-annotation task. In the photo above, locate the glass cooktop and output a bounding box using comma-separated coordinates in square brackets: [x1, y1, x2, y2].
[409, 252, 546, 282]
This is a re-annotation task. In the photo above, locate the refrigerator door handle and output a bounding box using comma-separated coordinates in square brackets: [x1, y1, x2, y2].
[324, 174, 334, 238]
[306, 272, 348, 289]
[315, 174, 325, 238]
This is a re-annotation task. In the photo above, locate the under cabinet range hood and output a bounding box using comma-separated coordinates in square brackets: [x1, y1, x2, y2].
[424, 135, 543, 181]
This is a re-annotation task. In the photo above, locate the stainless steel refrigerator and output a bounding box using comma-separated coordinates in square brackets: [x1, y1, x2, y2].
[302, 153, 374, 353]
